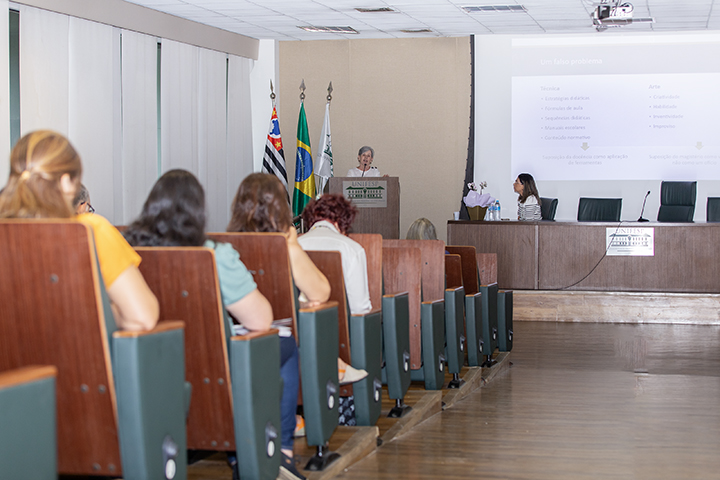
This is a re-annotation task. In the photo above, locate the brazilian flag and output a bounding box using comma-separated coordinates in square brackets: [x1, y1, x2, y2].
[293, 102, 315, 217]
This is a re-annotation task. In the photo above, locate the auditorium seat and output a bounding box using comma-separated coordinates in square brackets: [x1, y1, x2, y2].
[305, 250, 383, 426]
[706, 197, 720, 222]
[136, 247, 282, 480]
[540, 197, 558, 221]
[207, 232, 341, 471]
[0, 220, 187, 479]
[577, 197, 622, 222]
[657, 181, 696, 222]
[0, 366, 57, 480]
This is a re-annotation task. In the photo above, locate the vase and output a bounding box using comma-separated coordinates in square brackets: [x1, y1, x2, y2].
[466, 206, 487, 221]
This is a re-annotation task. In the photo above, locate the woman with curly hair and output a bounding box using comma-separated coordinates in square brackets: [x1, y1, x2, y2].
[298, 193, 371, 316]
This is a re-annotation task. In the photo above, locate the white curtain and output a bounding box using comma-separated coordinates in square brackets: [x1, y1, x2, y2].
[16, 7, 256, 227]
[0, 0, 9, 183]
[226, 54, 254, 220]
[68, 17, 119, 222]
[162, 43, 252, 232]
[19, 6, 70, 135]
[197, 48, 229, 232]
[121, 30, 159, 224]
[160, 39, 198, 174]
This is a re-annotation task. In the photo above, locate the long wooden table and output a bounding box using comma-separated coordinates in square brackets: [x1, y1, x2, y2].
[447, 221, 720, 293]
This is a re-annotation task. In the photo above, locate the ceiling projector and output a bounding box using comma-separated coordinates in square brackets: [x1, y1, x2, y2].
[592, 1, 655, 30]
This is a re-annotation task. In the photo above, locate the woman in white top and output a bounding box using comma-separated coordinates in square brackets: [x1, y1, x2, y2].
[514, 173, 542, 221]
[346, 146, 381, 177]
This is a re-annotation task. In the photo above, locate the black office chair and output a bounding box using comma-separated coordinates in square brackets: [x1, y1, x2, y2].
[707, 197, 720, 222]
[577, 198, 622, 222]
[657, 181, 696, 222]
[540, 197, 558, 221]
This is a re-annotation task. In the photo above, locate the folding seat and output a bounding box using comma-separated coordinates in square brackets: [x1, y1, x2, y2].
[136, 247, 282, 479]
[0, 220, 187, 479]
[207, 232, 341, 471]
[0, 365, 57, 480]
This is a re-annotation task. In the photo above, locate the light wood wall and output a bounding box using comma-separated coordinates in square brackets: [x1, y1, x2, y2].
[278, 37, 471, 242]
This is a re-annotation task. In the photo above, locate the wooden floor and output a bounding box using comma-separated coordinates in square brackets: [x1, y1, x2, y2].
[334, 321, 720, 479]
[185, 320, 720, 479]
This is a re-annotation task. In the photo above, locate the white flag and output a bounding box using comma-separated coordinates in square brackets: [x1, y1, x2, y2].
[314, 102, 333, 197]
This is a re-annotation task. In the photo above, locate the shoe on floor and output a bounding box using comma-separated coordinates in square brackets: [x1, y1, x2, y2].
[280, 452, 306, 480]
[294, 415, 305, 437]
[339, 364, 368, 386]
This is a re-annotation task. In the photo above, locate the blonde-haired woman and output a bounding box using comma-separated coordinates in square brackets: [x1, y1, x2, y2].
[0, 130, 158, 331]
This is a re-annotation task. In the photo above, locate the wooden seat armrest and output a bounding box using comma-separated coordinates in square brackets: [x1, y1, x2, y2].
[298, 300, 339, 313]
[351, 307, 382, 318]
[445, 287, 464, 293]
[112, 320, 186, 338]
[421, 299, 444, 305]
[231, 328, 280, 342]
[0, 365, 58, 389]
[481, 282, 499, 288]
[383, 292, 409, 298]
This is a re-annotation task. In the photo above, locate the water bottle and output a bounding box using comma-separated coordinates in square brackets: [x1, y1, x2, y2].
[494, 200, 501, 221]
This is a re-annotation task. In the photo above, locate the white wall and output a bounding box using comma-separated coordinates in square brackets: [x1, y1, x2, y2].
[249, 39, 280, 174]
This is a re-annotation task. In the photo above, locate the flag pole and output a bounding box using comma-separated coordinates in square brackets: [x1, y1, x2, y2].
[270, 79, 276, 101]
[299, 79, 306, 102]
[326, 81, 333, 103]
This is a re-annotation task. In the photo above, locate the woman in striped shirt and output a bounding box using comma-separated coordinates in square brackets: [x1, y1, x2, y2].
[514, 173, 542, 221]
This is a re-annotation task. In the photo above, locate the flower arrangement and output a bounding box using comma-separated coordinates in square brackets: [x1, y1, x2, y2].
[464, 181, 494, 208]
[467, 181, 487, 193]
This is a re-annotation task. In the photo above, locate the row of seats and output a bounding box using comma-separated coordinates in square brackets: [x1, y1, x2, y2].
[541, 182, 720, 222]
[0, 221, 512, 479]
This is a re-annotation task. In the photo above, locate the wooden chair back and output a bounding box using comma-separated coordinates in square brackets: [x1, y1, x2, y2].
[348, 233, 383, 309]
[383, 239, 445, 302]
[445, 254, 464, 290]
[382, 246, 423, 370]
[208, 233, 297, 336]
[135, 247, 235, 450]
[446, 245, 481, 294]
[0, 220, 122, 476]
[304, 250, 354, 396]
[476, 252, 498, 285]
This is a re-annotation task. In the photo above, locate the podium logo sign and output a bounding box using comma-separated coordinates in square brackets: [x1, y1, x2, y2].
[343, 180, 387, 208]
[606, 227, 654, 256]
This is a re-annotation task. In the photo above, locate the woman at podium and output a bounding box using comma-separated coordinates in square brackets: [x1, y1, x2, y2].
[346, 146, 381, 177]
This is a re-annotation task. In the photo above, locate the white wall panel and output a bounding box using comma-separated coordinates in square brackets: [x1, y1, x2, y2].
[197, 48, 228, 232]
[68, 17, 118, 221]
[19, 6, 69, 135]
[121, 30, 158, 224]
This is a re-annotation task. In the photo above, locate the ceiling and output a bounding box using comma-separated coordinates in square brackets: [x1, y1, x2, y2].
[123, 0, 720, 41]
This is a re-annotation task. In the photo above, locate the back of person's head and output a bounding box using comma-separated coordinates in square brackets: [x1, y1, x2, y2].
[302, 194, 357, 234]
[517, 173, 540, 203]
[0, 130, 82, 219]
[124, 169, 206, 247]
[228, 172, 292, 233]
[406, 217, 438, 240]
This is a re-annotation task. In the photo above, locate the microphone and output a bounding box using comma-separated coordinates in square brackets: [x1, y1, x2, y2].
[637, 190, 650, 222]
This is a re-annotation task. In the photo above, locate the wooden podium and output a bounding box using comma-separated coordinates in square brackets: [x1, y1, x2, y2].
[329, 177, 400, 239]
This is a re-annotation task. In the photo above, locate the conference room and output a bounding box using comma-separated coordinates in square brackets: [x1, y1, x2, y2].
[2, 1, 720, 479]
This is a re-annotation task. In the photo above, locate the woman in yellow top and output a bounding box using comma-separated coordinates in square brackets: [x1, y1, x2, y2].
[0, 130, 158, 332]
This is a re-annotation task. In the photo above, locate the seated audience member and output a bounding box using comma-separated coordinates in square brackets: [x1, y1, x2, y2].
[73, 183, 94, 215]
[406, 217, 438, 240]
[346, 146, 381, 177]
[514, 173, 542, 221]
[299, 194, 371, 315]
[0, 130, 158, 332]
[227, 173, 366, 386]
[123, 169, 302, 478]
